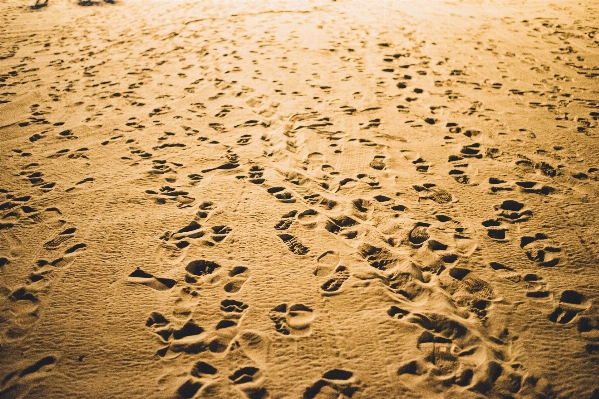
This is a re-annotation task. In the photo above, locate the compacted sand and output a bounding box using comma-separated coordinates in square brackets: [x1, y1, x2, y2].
[1, 0, 599, 398]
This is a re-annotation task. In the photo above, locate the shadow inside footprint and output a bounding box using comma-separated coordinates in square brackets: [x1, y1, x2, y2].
[128, 268, 176, 291]
[548, 290, 588, 324]
[321, 266, 350, 295]
[303, 369, 358, 399]
[186, 259, 221, 278]
[224, 266, 250, 293]
[229, 366, 268, 399]
[0, 355, 57, 398]
[520, 234, 561, 267]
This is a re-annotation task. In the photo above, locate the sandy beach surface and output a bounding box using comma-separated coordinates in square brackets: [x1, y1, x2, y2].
[1, 0, 599, 398]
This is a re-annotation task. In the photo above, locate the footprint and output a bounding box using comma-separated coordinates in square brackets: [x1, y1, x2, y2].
[441, 268, 494, 318]
[190, 361, 218, 379]
[229, 366, 269, 399]
[195, 201, 217, 221]
[188, 174, 203, 186]
[417, 340, 462, 377]
[482, 219, 508, 241]
[459, 143, 482, 159]
[315, 251, 340, 277]
[65, 243, 86, 255]
[221, 299, 249, 319]
[548, 290, 589, 324]
[267, 187, 295, 203]
[370, 155, 386, 170]
[523, 273, 550, 298]
[488, 177, 513, 193]
[413, 184, 453, 204]
[223, 266, 250, 293]
[407, 312, 468, 342]
[303, 369, 359, 399]
[237, 134, 252, 146]
[170, 221, 204, 240]
[494, 200, 532, 223]
[297, 209, 320, 229]
[175, 379, 203, 399]
[274, 210, 297, 231]
[127, 268, 176, 291]
[185, 259, 221, 283]
[0, 355, 57, 399]
[163, 218, 230, 248]
[535, 161, 557, 177]
[278, 234, 309, 256]
[177, 361, 218, 398]
[515, 181, 555, 195]
[229, 366, 260, 384]
[248, 165, 265, 185]
[350, 198, 373, 221]
[578, 316, 599, 353]
[320, 266, 350, 296]
[211, 225, 232, 243]
[409, 224, 430, 246]
[269, 303, 315, 336]
[146, 186, 195, 208]
[394, 311, 484, 386]
[1, 286, 40, 341]
[200, 151, 240, 174]
[356, 173, 380, 188]
[232, 330, 270, 364]
[388, 305, 410, 320]
[324, 215, 360, 240]
[449, 168, 470, 184]
[520, 233, 561, 267]
[1, 203, 44, 225]
[358, 243, 400, 271]
[156, 240, 189, 265]
[172, 289, 200, 319]
[146, 313, 208, 356]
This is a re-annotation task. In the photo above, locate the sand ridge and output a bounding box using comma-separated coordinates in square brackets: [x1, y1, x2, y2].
[0, 0, 598, 398]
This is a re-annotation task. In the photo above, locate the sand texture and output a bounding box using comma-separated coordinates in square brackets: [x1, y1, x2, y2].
[1, 0, 599, 398]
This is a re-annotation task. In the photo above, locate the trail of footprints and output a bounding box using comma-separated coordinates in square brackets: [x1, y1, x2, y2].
[0, 189, 85, 395]
[129, 198, 274, 398]
[257, 153, 594, 396]
[140, 257, 269, 398]
[480, 195, 597, 358]
[0, 189, 87, 345]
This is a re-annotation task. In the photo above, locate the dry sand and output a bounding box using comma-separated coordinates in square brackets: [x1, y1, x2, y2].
[1, 0, 599, 398]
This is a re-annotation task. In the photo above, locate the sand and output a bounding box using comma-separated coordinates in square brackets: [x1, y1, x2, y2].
[1, 0, 598, 398]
